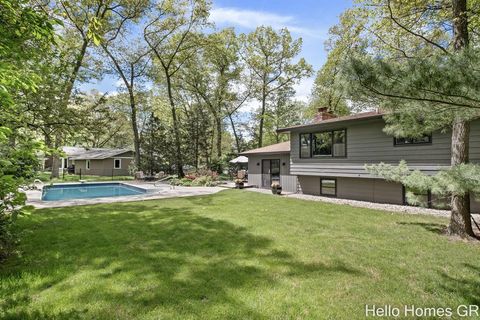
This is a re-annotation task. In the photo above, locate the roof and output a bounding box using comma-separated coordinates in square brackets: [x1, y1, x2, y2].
[62, 146, 133, 160]
[239, 141, 290, 155]
[277, 111, 384, 133]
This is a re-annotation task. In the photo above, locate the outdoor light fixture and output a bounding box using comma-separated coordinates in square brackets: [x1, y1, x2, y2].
[282, 162, 286, 166]
[257, 162, 260, 166]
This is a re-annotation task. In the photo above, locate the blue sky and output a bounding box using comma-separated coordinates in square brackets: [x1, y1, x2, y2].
[88, 0, 352, 101]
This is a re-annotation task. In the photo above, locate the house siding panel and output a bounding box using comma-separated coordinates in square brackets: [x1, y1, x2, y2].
[247, 153, 295, 191]
[290, 118, 480, 177]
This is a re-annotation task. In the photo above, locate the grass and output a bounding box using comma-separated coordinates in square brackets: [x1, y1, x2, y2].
[1, 190, 479, 319]
[35, 171, 134, 183]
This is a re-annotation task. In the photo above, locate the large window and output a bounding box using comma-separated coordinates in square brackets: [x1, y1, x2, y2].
[313, 132, 332, 157]
[300, 129, 346, 158]
[321, 179, 336, 196]
[394, 135, 431, 146]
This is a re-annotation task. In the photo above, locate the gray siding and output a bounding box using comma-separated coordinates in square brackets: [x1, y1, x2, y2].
[298, 176, 403, 204]
[74, 158, 133, 176]
[290, 118, 480, 177]
[247, 153, 297, 192]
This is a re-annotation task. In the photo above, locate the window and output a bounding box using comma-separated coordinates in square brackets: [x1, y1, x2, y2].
[313, 132, 332, 157]
[300, 133, 311, 158]
[321, 179, 336, 196]
[63, 158, 68, 168]
[394, 135, 432, 146]
[300, 129, 346, 158]
[86, 160, 90, 170]
[114, 158, 121, 169]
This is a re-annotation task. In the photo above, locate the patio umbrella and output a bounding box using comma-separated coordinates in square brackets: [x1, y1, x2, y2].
[229, 156, 248, 164]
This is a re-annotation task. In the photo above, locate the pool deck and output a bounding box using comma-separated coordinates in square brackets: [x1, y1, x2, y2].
[26, 181, 224, 208]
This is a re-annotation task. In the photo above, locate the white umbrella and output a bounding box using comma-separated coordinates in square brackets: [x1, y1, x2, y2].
[229, 156, 248, 164]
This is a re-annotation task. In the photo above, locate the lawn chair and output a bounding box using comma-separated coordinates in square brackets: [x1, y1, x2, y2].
[237, 170, 246, 182]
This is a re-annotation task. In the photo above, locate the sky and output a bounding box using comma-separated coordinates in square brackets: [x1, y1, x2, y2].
[87, 0, 352, 103]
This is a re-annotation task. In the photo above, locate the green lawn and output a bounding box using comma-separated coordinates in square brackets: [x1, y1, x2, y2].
[1, 190, 479, 319]
[35, 171, 134, 183]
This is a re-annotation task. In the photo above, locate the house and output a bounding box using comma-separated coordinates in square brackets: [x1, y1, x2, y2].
[44, 146, 134, 176]
[241, 108, 480, 211]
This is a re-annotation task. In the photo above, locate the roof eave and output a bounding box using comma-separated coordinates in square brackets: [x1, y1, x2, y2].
[277, 114, 384, 133]
[239, 151, 290, 156]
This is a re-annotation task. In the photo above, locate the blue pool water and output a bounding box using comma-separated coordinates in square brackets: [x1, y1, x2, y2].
[42, 183, 147, 201]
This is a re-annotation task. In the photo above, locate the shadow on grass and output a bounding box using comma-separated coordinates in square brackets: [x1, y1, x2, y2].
[439, 263, 480, 306]
[0, 202, 362, 319]
[397, 221, 446, 234]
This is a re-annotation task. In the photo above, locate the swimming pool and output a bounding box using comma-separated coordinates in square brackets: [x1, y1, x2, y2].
[41, 183, 147, 201]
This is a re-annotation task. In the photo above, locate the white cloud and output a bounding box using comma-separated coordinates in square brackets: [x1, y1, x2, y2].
[293, 76, 315, 103]
[210, 7, 325, 39]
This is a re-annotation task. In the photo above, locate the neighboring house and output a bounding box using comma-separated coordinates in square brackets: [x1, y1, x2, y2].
[44, 146, 134, 176]
[241, 108, 480, 211]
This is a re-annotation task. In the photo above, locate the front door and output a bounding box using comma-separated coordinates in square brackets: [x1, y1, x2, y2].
[261, 159, 280, 188]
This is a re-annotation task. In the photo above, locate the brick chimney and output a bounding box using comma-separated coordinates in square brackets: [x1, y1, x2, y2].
[314, 107, 336, 122]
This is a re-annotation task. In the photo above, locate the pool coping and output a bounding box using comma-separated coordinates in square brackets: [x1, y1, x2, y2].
[26, 181, 224, 209]
[40, 182, 150, 202]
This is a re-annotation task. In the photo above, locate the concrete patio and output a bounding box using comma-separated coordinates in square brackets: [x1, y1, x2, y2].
[26, 181, 224, 208]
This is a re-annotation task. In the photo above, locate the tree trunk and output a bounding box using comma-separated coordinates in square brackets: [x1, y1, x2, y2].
[448, 0, 474, 238]
[258, 85, 267, 148]
[165, 74, 184, 178]
[215, 117, 222, 158]
[448, 118, 474, 237]
[51, 134, 61, 179]
[129, 93, 141, 169]
[228, 113, 241, 153]
[51, 39, 89, 179]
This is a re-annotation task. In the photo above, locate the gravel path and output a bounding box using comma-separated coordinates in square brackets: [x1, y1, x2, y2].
[246, 188, 451, 217]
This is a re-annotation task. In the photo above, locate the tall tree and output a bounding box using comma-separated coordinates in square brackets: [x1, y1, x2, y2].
[102, 38, 151, 167]
[179, 28, 240, 159]
[241, 26, 313, 148]
[143, 0, 210, 177]
[335, 0, 480, 238]
[46, 0, 145, 177]
[0, 0, 56, 259]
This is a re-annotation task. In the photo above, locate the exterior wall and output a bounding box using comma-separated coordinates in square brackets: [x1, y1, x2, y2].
[247, 153, 297, 192]
[73, 157, 133, 176]
[289, 118, 480, 178]
[298, 176, 404, 205]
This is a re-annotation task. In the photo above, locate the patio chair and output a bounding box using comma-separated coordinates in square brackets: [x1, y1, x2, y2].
[237, 170, 246, 181]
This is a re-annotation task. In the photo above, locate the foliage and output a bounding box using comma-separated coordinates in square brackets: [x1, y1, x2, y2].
[241, 26, 313, 147]
[0, 0, 56, 260]
[329, 0, 480, 237]
[367, 160, 480, 206]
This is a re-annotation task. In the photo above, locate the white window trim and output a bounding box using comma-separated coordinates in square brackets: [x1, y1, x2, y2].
[114, 158, 121, 169]
[86, 160, 90, 170]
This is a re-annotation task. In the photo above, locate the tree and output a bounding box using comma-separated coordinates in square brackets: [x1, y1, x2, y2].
[263, 86, 307, 144]
[241, 26, 313, 148]
[44, 0, 145, 177]
[179, 28, 240, 159]
[335, 0, 480, 238]
[144, 0, 210, 177]
[102, 36, 151, 167]
[308, 9, 365, 117]
[0, 0, 56, 259]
